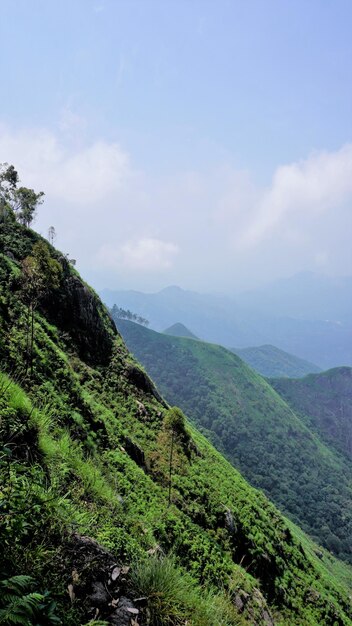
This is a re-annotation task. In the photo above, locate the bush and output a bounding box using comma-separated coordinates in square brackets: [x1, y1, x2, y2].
[131, 555, 243, 626]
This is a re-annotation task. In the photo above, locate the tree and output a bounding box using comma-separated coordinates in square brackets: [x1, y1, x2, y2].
[0, 163, 44, 227]
[14, 187, 44, 227]
[47, 226, 56, 246]
[110, 304, 149, 327]
[163, 407, 189, 506]
[0, 163, 18, 223]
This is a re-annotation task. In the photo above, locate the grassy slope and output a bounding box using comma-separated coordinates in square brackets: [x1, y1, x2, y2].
[1, 220, 352, 625]
[270, 368, 352, 460]
[232, 344, 321, 378]
[116, 319, 352, 567]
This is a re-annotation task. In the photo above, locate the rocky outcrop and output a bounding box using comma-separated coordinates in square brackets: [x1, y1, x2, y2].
[64, 534, 142, 625]
[42, 271, 116, 366]
[125, 364, 168, 406]
[233, 588, 275, 625]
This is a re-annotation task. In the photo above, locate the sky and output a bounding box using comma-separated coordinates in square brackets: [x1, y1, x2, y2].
[0, 0, 351, 293]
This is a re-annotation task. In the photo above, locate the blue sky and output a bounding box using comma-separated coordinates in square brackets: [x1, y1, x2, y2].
[1, 0, 351, 292]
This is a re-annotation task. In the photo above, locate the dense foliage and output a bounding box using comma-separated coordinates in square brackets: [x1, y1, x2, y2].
[0, 218, 352, 624]
[117, 320, 352, 565]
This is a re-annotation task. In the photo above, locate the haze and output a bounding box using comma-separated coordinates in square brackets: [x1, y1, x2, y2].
[1, 0, 351, 293]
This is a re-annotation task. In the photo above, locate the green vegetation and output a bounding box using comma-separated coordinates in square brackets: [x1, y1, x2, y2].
[232, 344, 321, 378]
[0, 575, 60, 625]
[111, 303, 149, 326]
[131, 555, 243, 626]
[117, 319, 352, 565]
[0, 163, 44, 227]
[1, 214, 352, 624]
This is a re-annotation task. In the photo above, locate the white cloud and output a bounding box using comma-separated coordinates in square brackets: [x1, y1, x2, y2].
[97, 238, 179, 272]
[0, 125, 130, 206]
[238, 144, 352, 249]
[0, 120, 351, 290]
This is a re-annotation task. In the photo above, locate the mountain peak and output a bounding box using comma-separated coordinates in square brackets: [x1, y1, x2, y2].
[163, 322, 198, 339]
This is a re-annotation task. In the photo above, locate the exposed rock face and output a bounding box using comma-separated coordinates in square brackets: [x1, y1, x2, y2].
[65, 534, 140, 625]
[125, 364, 168, 406]
[234, 588, 275, 625]
[42, 272, 116, 366]
[124, 437, 146, 469]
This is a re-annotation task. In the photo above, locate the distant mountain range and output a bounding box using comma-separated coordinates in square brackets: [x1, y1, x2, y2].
[101, 272, 352, 368]
[114, 318, 352, 565]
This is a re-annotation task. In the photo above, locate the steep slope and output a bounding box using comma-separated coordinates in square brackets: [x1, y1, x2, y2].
[164, 322, 198, 339]
[270, 368, 352, 461]
[1, 219, 352, 625]
[232, 344, 321, 378]
[116, 319, 352, 567]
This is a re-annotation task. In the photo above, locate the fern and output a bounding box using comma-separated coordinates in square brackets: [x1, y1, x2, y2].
[0, 575, 35, 597]
[0, 592, 43, 625]
[0, 575, 61, 625]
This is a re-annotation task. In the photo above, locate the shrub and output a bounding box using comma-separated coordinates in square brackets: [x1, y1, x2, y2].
[130, 555, 243, 626]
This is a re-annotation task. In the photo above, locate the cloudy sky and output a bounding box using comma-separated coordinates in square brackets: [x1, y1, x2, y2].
[1, 0, 351, 292]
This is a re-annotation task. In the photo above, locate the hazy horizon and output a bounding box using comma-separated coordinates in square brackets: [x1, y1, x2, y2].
[1, 0, 351, 293]
[100, 269, 352, 298]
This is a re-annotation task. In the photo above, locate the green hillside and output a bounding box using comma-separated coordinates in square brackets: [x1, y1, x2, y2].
[115, 319, 352, 568]
[1, 213, 352, 624]
[232, 344, 321, 378]
[270, 368, 352, 460]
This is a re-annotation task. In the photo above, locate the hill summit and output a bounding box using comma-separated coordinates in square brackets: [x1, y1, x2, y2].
[232, 344, 322, 378]
[164, 322, 198, 339]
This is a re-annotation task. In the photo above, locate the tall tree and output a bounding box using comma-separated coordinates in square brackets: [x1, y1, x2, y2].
[47, 226, 56, 246]
[0, 163, 44, 227]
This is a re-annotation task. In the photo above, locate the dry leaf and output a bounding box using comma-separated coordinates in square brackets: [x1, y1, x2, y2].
[121, 565, 130, 575]
[67, 584, 75, 603]
[126, 607, 139, 614]
[111, 566, 121, 581]
[71, 569, 79, 583]
[147, 544, 160, 555]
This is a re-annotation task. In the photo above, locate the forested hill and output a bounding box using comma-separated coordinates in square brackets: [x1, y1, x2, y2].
[1, 212, 352, 624]
[115, 318, 352, 567]
[232, 344, 321, 378]
[270, 367, 352, 460]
